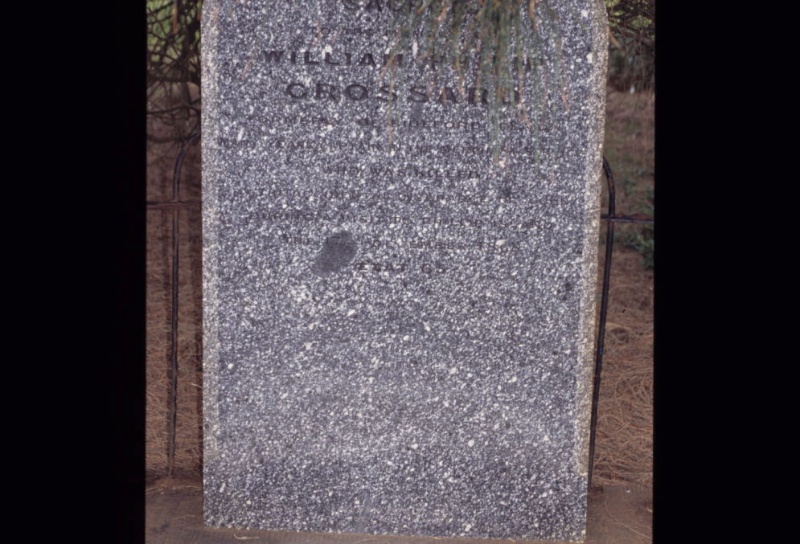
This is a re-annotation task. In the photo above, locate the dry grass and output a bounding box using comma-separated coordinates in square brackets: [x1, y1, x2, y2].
[592, 248, 653, 486]
[146, 121, 203, 478]
[591, 88, 654, 487]
[145, 87, 655, 488]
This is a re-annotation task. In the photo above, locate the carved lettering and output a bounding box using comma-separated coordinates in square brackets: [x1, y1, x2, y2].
[266, 49, 400, 68]
[281, 234, 313, 246]
[354, 259, 447, 275]
[427, 55, 446, 71]
[264, 50, 284, 63]
[283, 81, 516, 108]
[358, 53, 376, 67]
[375, 85, 398, 103]
[408, 86, 428, 103]
[342, 0, 421, 12]
[345, 83, 369, 100]
[468, 87, 488, 105]
[387, 0, 417, 11]
[315, 82, 339, 100]
[438, 87, 458, 105]
[285, 83, 308, 99]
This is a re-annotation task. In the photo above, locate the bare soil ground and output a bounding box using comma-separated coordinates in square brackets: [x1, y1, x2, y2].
[145, 87, 654, 541]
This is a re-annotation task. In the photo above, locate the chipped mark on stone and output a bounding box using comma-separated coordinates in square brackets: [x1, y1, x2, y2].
[311, 231, 357, 275]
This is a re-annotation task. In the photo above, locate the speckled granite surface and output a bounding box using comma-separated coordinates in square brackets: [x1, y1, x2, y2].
[202, 1, 607, 541]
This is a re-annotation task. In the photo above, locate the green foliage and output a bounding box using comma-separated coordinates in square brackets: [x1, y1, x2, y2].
[604, 0, 654, 91]
[620, 186, 654, 269]
[389, 1, 534, 100]
[622, 226, 653, 269]
[147, 0, 203, 143]
[147, 0, 201, 83]
[385, 1, 539, 158]
[145, 1, 656, 143]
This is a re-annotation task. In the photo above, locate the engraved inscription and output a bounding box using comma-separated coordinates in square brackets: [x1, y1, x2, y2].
[246, 23, 550, 279]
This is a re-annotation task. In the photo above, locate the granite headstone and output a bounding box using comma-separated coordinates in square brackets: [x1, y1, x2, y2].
[202, 1, 607, 541]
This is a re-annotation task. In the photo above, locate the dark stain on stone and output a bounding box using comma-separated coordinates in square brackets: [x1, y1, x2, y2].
[312, 231, 357, 275]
